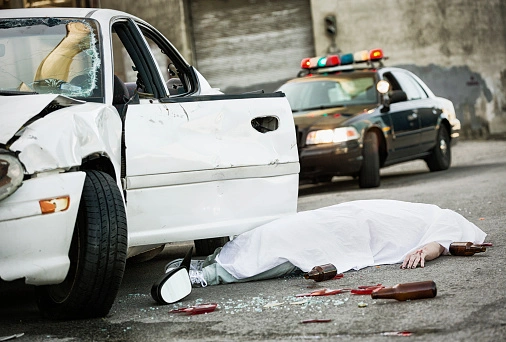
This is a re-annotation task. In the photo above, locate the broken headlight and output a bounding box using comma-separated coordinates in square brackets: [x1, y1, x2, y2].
[0, 151, 24, 201]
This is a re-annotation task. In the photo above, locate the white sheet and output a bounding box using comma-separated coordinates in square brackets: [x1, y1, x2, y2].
[216, 200, 487, 279]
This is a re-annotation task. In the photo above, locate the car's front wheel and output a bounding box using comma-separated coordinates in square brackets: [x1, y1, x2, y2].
[425, 126, 451, 171]
[36, 170, 127, 319]
[358, 132, 380, 188]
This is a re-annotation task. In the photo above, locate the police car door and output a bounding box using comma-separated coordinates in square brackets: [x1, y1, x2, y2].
[382, 71, 422, 160]
[400, 71, 441, 152]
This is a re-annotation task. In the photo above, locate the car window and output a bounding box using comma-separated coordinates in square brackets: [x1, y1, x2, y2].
[142, 34, 190, 96]
[112, 20, 158, 98]
[390, 71, 428, 100]
[111, 20, 192, 98]
[0, 18, 103, 100]
[278, 75, 376, 112]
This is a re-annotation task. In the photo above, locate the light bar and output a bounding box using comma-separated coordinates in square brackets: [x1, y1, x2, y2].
[299, 48, 385, 72]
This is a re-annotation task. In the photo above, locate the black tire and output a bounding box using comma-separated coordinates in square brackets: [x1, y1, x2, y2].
[425, 126, 451, 172]
[194, 237, 230, 256]
[359, 132, 380, 188]
[36, 170, 127, 319]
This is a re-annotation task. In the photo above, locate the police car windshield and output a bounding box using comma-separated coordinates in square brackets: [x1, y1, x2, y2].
[279, 75, 377, 112]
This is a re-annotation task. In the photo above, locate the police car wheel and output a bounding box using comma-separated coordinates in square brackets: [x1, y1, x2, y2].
[359, 132, 380, 188]
[36, 170, 127, 319]
[426, 126, 451, 172]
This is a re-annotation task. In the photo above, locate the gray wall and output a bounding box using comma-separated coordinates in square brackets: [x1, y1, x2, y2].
[310, 0, 506, 137]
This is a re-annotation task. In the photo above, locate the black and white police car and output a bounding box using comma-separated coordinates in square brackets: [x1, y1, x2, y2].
[277, 48, 461, 188]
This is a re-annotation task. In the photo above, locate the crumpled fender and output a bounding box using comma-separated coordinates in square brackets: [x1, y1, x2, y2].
[9, 101, 122, 177]
[0, 94, 84, 144]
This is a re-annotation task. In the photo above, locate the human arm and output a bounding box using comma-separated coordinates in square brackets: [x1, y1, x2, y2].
[401, 242, 445, 269]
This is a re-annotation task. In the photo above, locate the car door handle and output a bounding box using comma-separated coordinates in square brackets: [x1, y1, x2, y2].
[407, 113, 418, 121]
[251, 116, 279, 133]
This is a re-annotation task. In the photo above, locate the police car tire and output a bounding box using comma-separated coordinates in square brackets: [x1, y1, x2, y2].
[426, 126, 451, 172]
[36, 170, 127, 319]
[359, 132, 380, 188]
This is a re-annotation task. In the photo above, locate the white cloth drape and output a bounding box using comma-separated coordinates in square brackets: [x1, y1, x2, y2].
[216, 200, 487, 279]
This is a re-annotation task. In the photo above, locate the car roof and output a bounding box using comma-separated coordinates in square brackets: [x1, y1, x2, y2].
[0, 7, 138, 22]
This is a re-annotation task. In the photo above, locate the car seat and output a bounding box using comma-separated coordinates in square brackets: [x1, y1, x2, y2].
[166, 78, 184, 95]
[69, 74, 101, 97]
[113, 75, 129, 116]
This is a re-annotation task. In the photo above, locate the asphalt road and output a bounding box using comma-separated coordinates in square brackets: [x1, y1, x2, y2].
[1, 139, 505, 341]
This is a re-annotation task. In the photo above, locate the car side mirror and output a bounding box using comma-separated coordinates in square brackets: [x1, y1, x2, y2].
[389, 90, 408, 104]
[151, 266, 192, 305]
[377, 80, 392, 113]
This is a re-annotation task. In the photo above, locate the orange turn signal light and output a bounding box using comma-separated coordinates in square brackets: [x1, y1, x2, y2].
[39, 196, 70, 214]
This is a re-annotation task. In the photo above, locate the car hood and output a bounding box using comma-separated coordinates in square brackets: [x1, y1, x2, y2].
[0, 94, 84, 144]
[293, 104, 377, 130]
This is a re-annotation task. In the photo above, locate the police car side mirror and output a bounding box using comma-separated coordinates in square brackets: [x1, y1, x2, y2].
[377, 80, 391, 112]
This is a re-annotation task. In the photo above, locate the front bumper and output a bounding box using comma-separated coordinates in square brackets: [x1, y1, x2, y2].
[0, 172, 86, 285]
[450, 119, 461, 145]
[298, 140, 363, 179]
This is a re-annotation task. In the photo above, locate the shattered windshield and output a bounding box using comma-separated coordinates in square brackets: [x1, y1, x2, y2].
[279, 75, 377, 112]
[0, 18, 102, 99]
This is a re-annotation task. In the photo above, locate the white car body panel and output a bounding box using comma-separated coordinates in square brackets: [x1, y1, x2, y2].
[0, 172, 85, 284]
[126, 173, 299, 246]
[125, 98, 297, 175]
[124, 97, 298, 247]
[0, 94, 84, 144]
[9, 101, 122, 176]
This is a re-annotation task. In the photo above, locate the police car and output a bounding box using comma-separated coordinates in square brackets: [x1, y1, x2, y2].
[277, 48, 461, 188]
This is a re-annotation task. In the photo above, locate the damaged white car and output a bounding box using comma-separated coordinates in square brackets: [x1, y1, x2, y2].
[0, 8, 299, 319]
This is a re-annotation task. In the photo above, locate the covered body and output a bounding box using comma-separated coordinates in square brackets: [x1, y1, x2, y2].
[216, 200, 487, 278]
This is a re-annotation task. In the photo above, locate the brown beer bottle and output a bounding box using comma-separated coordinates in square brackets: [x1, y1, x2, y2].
[304, 264, 337, 282]
[371, 280, 437, 301]
[449, 242, 486, 256]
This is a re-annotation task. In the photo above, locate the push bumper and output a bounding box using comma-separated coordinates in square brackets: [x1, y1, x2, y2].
[0, 172, 86, 285]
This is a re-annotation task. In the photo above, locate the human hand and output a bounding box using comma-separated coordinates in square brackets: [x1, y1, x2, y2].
[401, 242, 444, 269]
[401, 249, 426, 269]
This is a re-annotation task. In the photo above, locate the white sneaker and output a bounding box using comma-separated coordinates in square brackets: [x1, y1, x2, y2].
[165, 258, 205, 273]
[189, 269, 207, 287]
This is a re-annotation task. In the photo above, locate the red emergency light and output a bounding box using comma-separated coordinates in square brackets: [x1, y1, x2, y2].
[301, 58, 311, 69]
[369, 48, 384, 61]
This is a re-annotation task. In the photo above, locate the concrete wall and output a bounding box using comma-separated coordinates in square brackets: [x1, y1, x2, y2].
[310, 0, 506, 137]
